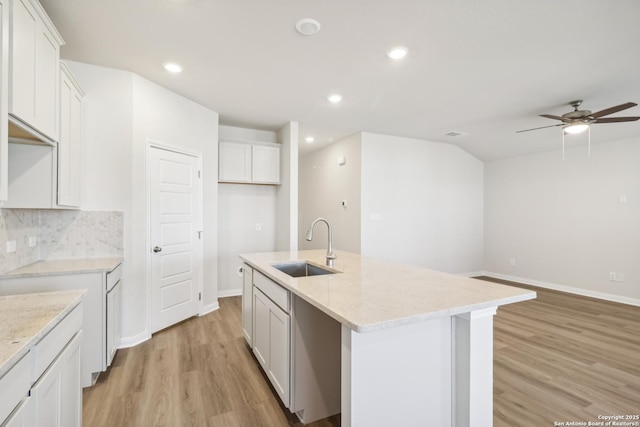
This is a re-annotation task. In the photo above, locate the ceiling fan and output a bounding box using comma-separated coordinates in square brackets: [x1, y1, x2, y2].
[516, 100, 640, 134]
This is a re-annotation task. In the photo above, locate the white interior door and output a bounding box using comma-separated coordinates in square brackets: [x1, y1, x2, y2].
[149, 145, 202, 333]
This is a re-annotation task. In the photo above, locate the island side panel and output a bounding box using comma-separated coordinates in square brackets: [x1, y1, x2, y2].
[453, 307, 497, 427]
[341, 318, 452, 427]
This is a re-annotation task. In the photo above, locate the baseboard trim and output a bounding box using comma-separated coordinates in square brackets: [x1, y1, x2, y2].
[218, 289, 242, 298]
[481, 271, 640, 307]
[118, 330, 151, 349]
[201, 300, 220, 316]
[456, 271, 485, 278]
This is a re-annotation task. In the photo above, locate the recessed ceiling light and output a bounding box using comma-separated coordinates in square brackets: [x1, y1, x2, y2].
[305, 136, 315, 143]
[387, 46, 408, 60]
[327, 94, 343, 104]
[296, 18, 321, 36]
[164, 63, 182, 73]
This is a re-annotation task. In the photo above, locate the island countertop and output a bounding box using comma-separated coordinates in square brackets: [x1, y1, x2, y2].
[240, 249, 536, 333]
[0, 290, 85, 378]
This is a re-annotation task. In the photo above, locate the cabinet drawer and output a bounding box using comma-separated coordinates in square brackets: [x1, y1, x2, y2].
[106, 263, 122, 292]
[32, 303, 82, 382]
[0, 352, 31, 423]
[253, 271, 289, 312]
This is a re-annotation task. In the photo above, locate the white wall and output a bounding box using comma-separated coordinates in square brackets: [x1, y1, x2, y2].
[485, 137, 640, 303]
[275, 121, 299, 251]
[360, 132, 484, 274]
[218, 184, 276, 296]
[217, 125, 278, 297]
[298, 133, 362, 253]
[67, 61, 219, 345]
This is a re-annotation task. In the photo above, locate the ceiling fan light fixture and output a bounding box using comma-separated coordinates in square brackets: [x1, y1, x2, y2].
[564, 123, 589, 134]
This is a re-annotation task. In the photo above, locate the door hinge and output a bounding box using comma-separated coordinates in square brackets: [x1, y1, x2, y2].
[198, 170, 201, 178]
[199, 292, 202, 301]
[198, 231, 203, 240]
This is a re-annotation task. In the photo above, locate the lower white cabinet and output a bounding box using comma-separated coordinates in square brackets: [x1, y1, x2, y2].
[31, 332, 82, 427]
[2, 396, 33, 427]
[241, 265, 252, 345]
[0, 262, 122, 387]
[253, 286, 290, 407]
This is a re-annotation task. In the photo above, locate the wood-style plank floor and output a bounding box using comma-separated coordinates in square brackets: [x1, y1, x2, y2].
[84, 281, 640, 426]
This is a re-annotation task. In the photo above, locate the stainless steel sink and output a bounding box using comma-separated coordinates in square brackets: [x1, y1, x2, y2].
[271, 261, 337, 278]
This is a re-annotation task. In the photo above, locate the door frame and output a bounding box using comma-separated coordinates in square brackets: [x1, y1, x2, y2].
[146, 140, 204, 334]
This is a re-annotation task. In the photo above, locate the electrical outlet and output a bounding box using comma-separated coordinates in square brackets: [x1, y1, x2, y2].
[28, 236, 37, 247]
[509, 258, 516, 266]
[6, 240, 16, 253]
[255, 223, 262, 232]
[609, 272, 617, 281]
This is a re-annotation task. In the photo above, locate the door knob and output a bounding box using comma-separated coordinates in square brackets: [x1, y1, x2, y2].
[153, 246, 162, 253]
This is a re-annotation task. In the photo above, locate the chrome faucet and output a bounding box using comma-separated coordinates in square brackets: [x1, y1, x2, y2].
[305, 217, 336, 267]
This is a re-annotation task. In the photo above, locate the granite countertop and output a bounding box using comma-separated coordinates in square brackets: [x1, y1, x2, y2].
[0, 257, 123, 279]
[0, 290, 84, 378]
[240, 249, 536, 333]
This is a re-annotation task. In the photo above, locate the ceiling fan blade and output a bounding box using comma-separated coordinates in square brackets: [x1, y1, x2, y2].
[593, 116, 640, 123]
[516, 123, 564, 133]
[590, 102, 637, 118]
[540, 114, 570, 122]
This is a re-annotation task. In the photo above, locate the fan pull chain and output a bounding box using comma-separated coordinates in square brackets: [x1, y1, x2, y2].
[562, 130, 565, 160]
[588, 126, 591, 157]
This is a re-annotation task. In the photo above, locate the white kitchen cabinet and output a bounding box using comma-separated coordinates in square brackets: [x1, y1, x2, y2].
[218, 141, 251, 182]
[31, 331, 82, 427]
[57, 62, 83, 207]
[2, 396, 33, 427]
[0, 0, 8, 203]
[106, 274, 122, 367]
[242, 264, 253, 345]
[0, 262, 123, 388]
[9, 0, 64, 142]
[218, 140, 280, 184]
[252, 270, 290, 407]
[251, 145, 279, 184]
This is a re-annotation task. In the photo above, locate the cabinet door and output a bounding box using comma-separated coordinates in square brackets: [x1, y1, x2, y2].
[9, 0, 61, 141]
[106, 280, 121, 367]
[60, 333, 82, 427]
[0, 0, 8, 202]
[251, 145, 280, 184]
[57, 64, 82, 207]
[219, 141, 251, 182]
[31, 353, 62, 427]
[242, 266, 253, 345]
[267, 301, 290, 407]
[252, 287, 269, 370]
[2, 397, 34, 427]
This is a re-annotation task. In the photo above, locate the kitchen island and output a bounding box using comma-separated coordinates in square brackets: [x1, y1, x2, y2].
[240, 249, 536, 427]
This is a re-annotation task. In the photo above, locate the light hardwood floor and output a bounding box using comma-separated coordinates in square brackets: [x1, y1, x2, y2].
[83, 281, 639, 426]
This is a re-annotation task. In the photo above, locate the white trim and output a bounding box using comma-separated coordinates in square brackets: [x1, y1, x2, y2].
[481, 271, 640, 307]
[200, 301, 220, 316]
[218, 289, 242, 298]
[456, 271, 485, 278]
[118, 331, 151, 349]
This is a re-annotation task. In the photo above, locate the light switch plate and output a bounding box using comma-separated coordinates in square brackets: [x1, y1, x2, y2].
[6, 240, 16, 253]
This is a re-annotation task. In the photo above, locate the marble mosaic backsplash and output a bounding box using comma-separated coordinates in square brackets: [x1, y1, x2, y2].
[0, 209, 124, 274]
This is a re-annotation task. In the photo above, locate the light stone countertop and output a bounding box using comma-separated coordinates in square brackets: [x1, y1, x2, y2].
[240, 249, 536, 333]
[0, 257, 123, 279]
[0, 290, 84, 378]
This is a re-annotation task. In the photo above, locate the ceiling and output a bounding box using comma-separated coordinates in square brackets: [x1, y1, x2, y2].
[40, 0, 640, 160]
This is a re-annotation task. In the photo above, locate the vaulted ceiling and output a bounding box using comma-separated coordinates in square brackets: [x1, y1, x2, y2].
[41, 0, 640, 160]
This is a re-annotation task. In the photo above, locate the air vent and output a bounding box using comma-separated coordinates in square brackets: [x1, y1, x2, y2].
[444, 131, 467, 137]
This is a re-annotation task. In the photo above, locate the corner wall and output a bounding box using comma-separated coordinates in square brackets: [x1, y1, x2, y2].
[298, 133, 362, 253]
[276, 121, 299, 251]
[485, 137, 640, 303]
[360, 132, 484, 274]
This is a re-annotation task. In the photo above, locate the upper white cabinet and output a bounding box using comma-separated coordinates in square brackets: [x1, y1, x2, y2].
[0, 0, 8, 202]
[9, 0, 64, 143]
[219, 140, 280, 185]
[57, 62, 84, 207]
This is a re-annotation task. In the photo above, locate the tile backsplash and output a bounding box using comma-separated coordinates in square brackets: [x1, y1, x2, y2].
[0, 209, 124, 274]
